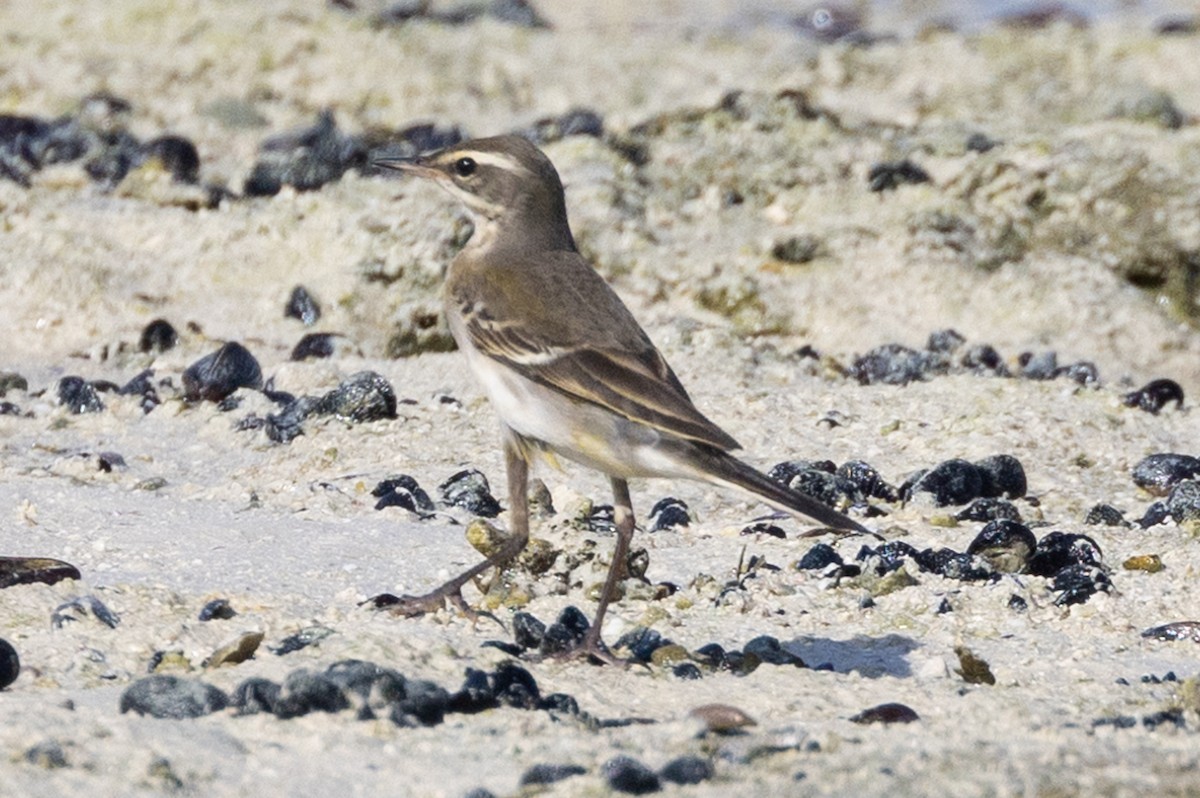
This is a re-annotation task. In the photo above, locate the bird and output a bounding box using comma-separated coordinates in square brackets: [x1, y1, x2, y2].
[375, 134, 869, 663]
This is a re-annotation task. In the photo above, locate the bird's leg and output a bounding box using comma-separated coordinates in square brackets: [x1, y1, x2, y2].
[571, 476, 636, 666]
[385, 439, 530, 620]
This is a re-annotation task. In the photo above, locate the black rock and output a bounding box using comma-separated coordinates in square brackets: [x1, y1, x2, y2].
[268, 626, 334, 655]
[198, 598, 236, 621]
[1166, 480, 1200, 522]
[613, 627, 667, 663]
[57, 376, 104, 414]
[438, 469, 502, 517]
[230, 677, 282, 715]
[956, 498, 1022, 522]
[273, 669, 351, 719]
[960, 343, 1010, 376]
[372, 474, 436, 514]
[867, 160, 930, 192]
[1019, 351, 1058, 380]
[316, 371, 397, 423]
[512, 611, 547, 650]
[603, 755, 662, 794]
[914, 547, 993, 581]
[966, 132, 999, 152]
[265, 395, 321, 444]
[672, 663, 703, 680]
[1008, 593, 1029, 612]
[850, 702, 920, 724]
[142, 134, 201, 183]
[244, 110, 366, 196]
[182, 342, 263, 402]
[1131, 453, 1200, 495]
[490, 662, 541, 709]
[139, 318, 179, 353]
[519, 763, 587, 787]
[926, 328, 966, 354]
[858, 540, 920, 574]
[648, 497, 690, 531]
[119, 675, 229, 719]
[1123, 378, 1184, 414]
[691, 643, 727, 670]
[975, 454, 1027, 499]
[1027, 531, 1103, 577]
[538, 692, 581, 716]
[966, 519, 1037, 573]
[743, 635, 804, 667]
[850, 343, 931, 385]
[0, 638, 19, 689]
[1052, 563, 1111, 606]
[741, 521, 787, 538]
[797, 542, 842, 570]
[523, 108, 604, 145]
[324, 659, 407, 712]
[768, 461, 861, 507]
[1054, 360, 1100, 386]
[448, 667, 496, 714]
[291, 333, 340, 361]
[659, 755, 714, 785]
[906, 459, 984, 506]
[1083, 503, 1128, 527]
[836, 459, 897, 501]
[391, 679, 449, 727]
[285, 284, 321, 326]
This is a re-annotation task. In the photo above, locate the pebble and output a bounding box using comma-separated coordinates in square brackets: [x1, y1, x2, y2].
[512, 611, 547, 650]
[1027, 531, 1103, 577]
[1084, 503, 1128, 527]
[522, 108, 604, 145]
[905, 459, 984, 506]
[0, 556, 81, 588]
[182, 342, 263, 402]
[1131, 453, 1200, 496]
[138, 318, 179, 353]
[285, 284, 321, 326]
[204, 631, 264, 668]
[797, 542, 842, 570]
[743, 635, 804, 667]
[244, 110, 364, 196]
[230, 677, 282, 715]
[954, 646, 996, 685]
[119, 675, 229, 718]
[956, 498, 1022, 522]
[867, 160, 931, 192]
[974, 454, 1027, 499]
[316, 371, 397, 423]
[57, 376, 105, 413]
[519, 763, 587, 787]
[0, 638, 19, 689]
[1052, 563, 1111, 606]
[659, 755, 714, 785]
[439, 469, 502, 517]
[539, 606, 591, 657]
[741, 521, 787, 538]
[390, 678, 450, 727]
[837, 459, 898, 501]
[267, 625, 334, 655]
[647, 497, 690, 531]
[613, 626, 668, 663]
[849, 702, 920, 724]
[51, 595, 120, 629]
[688, 703, 757, 733]
[290, 333, 344, 361]
[602, 755, 662, 795]
[273, 669, 351, 719]
[966, 519, 1037, 573]
[1165, 480, 1200, 522]
[198, 598, 237, 621]
[24, 740, 68, 769]
[142, 134, 201, 183]
[372, 474, 436, 514]
[1122, 554, 1163, 573]
[850, 343, 932, 385]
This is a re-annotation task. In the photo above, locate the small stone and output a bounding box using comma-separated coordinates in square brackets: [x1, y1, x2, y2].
[198, 598, 236, 621]
[273, 669, 350, 719]
[649, 644, 690, 667]
[1084, 504, 1128, 527]
[743, 635, 804, 667]
[659, 755, 714, 785]
[0, 638, 20, 689]
[391, 678, 449, 727]
[182, 342, 263, 402]
[966, 519, 1037, 573]
[205, 631, 264, 668]
[850, 343, 931, 385]
[268, 625, 334, 655]
[230, 677, 282, 715]
[57, 376, 104, 413]
[119, 675, 229, 718]
[688, 702, 757, 733]
[138, 318, 179, 353]
[371, 474, 435, 514]
[648, 497, 690, 531]
[907, 459, 984, 506]
[24, 740, 68, 769]
[51, 595, 120, 629]
[519, 763, 587, 787]
[850, 702, 920, 724]
[316, 371, 397, 423]
[512, 612, 546, 650]
[867, 160, 930, 192]
[798, 542, 841, 570]
[954, 646, 996, 685]
[672, 663, 703, 680]
[490, 662, 541, 709]
[285, 284, 321, 326]
[974, 454, 1027, 499]
[439, 469, 502, 517]
[1132, 454, 1200, 496]
[771, 234, 823, 264]
[602, 755, 661, 795]
[1123, 554, 1164, 573]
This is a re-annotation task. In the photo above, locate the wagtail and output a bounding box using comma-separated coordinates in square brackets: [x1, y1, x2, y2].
[376, 135, 868, 663]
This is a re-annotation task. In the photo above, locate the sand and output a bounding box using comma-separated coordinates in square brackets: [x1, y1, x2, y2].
[2, 2, 1200, 796]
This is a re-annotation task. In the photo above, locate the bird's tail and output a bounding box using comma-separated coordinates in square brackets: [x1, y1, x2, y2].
[687, 446, 871, 535]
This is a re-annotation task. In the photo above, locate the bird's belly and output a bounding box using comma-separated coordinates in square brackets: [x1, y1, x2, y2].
[463, 348, 686, 480]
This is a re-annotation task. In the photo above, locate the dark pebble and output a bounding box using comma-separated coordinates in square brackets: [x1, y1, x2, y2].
[672, 663, 703, 680]
[905, 459, 984, 506]
[268, 625, 334, 655]
[850, 343, 931, 385]
[512, 611, 547, 650]
[273, 669, 351, 719]
[1165, 480, 1200, 522]
[798, 542, 842, 570]
[120, 675, 229, 718]
[198, 598, 236, 621]
[57, 376, 104, 413]
[768, 460, 861, 507]
[1018, 350, 1058, 380]
[1142, 709, 1186, 730]
[1131, 453, 1200, 495]
[390, 678, 450, 727]
[1084, 503, 1128, 527]
[538, 692, 581, 716]
[372, 474, 436, 514]
[956, 498, 1021, 522]
[648, 497, 690, 531]
[231, 677, 282, 715]
[139, 318, 179, 353]
[24, 740, 68, 769]
[1123, 378, 1184, 414]
[244, 110, 365, 196]
[265, 395, 321, 444]
[519, 763, 587, 787]
[966, 519, 1037, 573]
[613, 627, 667, 663]
[691, 643, 727, 670]
[0, 638, 19, 689]
[490, 662, 541, 710]
[858, 540, 920, 574]
[324, 659, 408, 712]
[438, 469, 502, 517]
[182, 342, 263, 402]
[771, 233, 822, 264]
[849, 702, 920, 724]
[447, 667, 496, 715]
[867, 160, 930, 192]
[1027, 531, 1103, 577]
[974, 454, 1027, 499]
[291, 332, 340, 361]
[603, 755, 662, 795]
[961, 343, 1010, 376]
[285, 284, 321, 325]
[1008, 594, 1029, 612]
[1052, 563, 1111, 606]
[0, 556, 81, 589]
[142, 134, 200, 183]
[741, 521, 787, 539]
[523, 108, 604, 145]
[965, 132, 999, 153]
[1141, 621, 1200, 642]
[462, 791, 498, 798]
[744, 635, 804, 667]
[316, 371, 397, 423]
[1138, 501, 1171, 528]
[51, 595, 120, 629]
[1054, 360, 1100, 386]
[837, 459, 898, 501]
[913, 547, 993, 581]
[1156, 14, 1199, 34]
[659, 755, 714, 785]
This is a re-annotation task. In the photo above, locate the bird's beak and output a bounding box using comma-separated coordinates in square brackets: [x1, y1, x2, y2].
[373, 155, 442, 180]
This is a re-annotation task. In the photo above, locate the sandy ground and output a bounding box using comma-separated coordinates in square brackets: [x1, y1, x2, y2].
[2, 2, 1200, 796]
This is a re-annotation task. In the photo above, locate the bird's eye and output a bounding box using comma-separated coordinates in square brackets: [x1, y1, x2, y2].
[453, 157, 477, 178]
